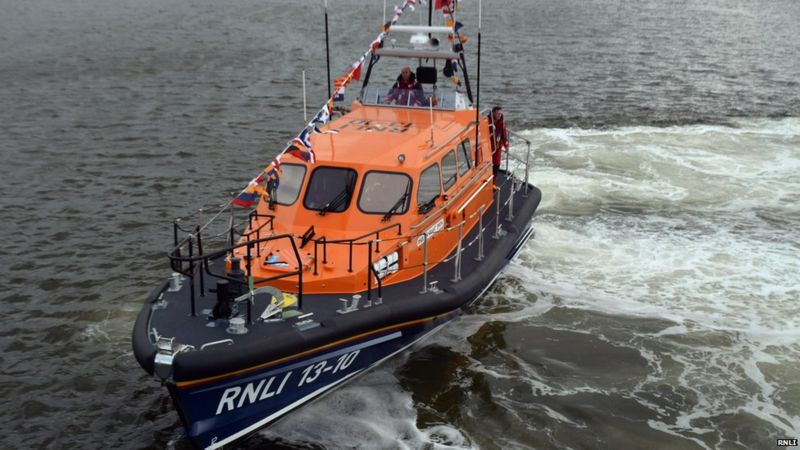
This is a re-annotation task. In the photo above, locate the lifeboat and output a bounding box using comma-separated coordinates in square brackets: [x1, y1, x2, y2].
[132, 1, 541, 448]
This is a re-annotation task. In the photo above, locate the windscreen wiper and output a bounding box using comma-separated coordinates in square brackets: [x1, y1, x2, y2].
[318, 189, 349, 216]
[382, 191, 409, 222]
[418, 195, 438, 215]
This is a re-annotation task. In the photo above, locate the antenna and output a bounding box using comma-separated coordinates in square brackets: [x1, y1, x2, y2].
[474, 0, 482, 165]
[429, 99, 435, 148]
[427, 0, 433, 40]
[325, 0, 332, 99]
[428, 0, 433, 27]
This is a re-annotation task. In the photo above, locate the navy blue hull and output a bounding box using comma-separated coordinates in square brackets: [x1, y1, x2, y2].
[173, 320, 445, 449]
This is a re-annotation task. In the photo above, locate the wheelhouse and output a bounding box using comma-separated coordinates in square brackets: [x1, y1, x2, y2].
[355, 25, 475, 112]
[269, 135, 477, 222]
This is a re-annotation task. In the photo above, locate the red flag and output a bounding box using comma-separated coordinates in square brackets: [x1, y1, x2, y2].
[351, 61, 362, 81]
[370, 38, 381, 52]
[434, 0, 452, 10]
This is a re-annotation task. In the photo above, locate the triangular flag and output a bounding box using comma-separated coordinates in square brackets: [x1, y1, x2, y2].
[435, 0, 452, 11]
[351, 61, 363, 81]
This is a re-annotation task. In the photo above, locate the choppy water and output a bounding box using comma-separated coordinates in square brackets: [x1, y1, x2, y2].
[1, 0, 798, 449]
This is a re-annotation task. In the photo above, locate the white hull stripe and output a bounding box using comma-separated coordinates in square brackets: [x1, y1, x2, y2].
[194, 331, 402, 394]
[206, 324, 446, 449]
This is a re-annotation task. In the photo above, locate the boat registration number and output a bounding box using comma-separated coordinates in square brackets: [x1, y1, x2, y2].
[297, 350, 360, 387]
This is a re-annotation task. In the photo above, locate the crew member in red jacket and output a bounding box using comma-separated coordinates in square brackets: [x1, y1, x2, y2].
[386, 66, 426, 106]
[489, 106, 509, 180]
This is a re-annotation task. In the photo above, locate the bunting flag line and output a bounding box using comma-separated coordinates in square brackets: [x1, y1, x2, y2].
[285, 137, 315, 163]
[310, 105, 336, 134]
[231, 0, 420, 208]
[442, 2, 463, 86]
[351, 61, 363, 81]
[232, 174, 265, 208]
[333, 76, 347, 101]
[434, 0, 452, 10]
[298, 129, 313, 149]
[264, 159, 281, 179]
[265, 163, 280, 191]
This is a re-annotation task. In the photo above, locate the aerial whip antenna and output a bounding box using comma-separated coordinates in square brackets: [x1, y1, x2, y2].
[325, 0, 332, 99]
[474, 0, 482, 165]
[429, 99, 435, 147]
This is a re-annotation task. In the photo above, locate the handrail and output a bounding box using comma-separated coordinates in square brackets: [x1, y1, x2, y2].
[243, 211, 275, 237]
[505, 126, 534, 196]
[169, 233, 297, 265]
[507, 128, 531, 145]
[457, 174, 492, 215]
[314, 222, 401, 245]
[168, 232, 306, 313]
[309, 222, 401, 275]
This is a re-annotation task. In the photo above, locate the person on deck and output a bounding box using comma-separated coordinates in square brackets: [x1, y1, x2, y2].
[489, 106, 509, 180]
[386, 66, 426, 106]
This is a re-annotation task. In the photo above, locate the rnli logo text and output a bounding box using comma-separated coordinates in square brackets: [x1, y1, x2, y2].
[215, 371, 293, 415]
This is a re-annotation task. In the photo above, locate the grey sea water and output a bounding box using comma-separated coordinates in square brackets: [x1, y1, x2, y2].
[1, 0, 798, 449]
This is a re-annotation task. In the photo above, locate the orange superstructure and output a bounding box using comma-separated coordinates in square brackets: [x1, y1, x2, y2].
[232, 102, 495, 294]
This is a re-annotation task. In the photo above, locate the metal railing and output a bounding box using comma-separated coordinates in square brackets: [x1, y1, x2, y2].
[408, 121, 534, 288]
[506, 128, 533, 197]
[168, 216, 303, 323]
[311, 223, 402, 275]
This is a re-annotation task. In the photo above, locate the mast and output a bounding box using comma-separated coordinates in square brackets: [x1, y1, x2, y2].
[428, 0, 433, 39]
[325, 0, 332, 99]
[474, 0, 481, 164]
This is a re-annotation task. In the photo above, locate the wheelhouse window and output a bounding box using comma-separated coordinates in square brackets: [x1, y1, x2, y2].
[274, 163, 306, 206]
[303, 166, 357, 213]
[358, 171, 412, 215]
[417, 163, 441, 211]
[441, 150, 458, 191]
[458, 140, 471, 176]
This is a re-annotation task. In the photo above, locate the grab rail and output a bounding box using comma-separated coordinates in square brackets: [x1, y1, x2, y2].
[168, 231, 304, 318]
[311, 222, 401, 274]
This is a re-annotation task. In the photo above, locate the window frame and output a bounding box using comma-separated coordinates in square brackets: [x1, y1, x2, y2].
[417, 163, 442, 209]
[441, 149, 458, 191]
[273, 163, 307, 207]
[458, 139, 472, 176]
[301, 166, 358, 213]
[356, 170, 414, 216]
